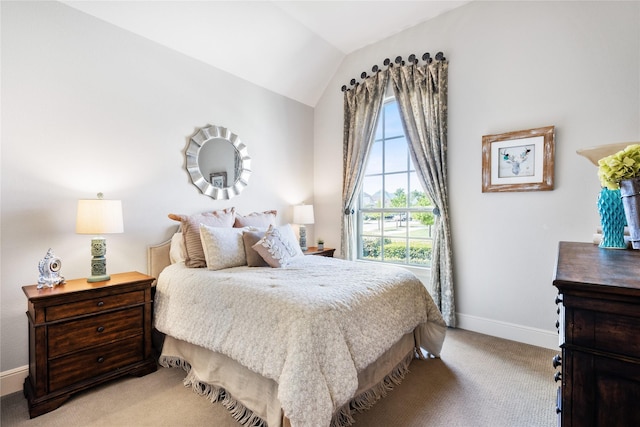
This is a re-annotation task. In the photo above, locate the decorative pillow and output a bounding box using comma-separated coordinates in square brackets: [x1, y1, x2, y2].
[199, 224, 247, 270]
[234, 210, 277, 228]
[168, 208, 236, 268]
[169, 232, 186, 264]
[242, 230, 269, 267]
[252, 224, 303, 268]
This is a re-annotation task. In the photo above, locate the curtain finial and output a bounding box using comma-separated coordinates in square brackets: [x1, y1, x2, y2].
[340, 52, 447, 92]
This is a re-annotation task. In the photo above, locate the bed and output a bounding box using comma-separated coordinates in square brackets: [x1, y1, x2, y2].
[148, 211, 447, 427]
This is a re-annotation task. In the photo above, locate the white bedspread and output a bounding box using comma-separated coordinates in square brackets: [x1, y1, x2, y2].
[154, 255, 446, 427]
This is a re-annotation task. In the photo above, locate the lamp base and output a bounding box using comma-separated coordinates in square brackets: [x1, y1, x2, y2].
[299, 225, 308, 251]
[87, 274, 111, 283]
[88, 237, 111, 282]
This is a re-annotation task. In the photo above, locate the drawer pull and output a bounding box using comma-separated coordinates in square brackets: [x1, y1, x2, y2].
[555, 296, 562, 305]
[555, 320, 560, 329]
[554, 372, 562, 382]
[552, 354, 562, 368]
[97, 357, 105, 363]
[97, 326, 105, 333]
[97, 301, 105, 307]
[556, 406, 561, 414]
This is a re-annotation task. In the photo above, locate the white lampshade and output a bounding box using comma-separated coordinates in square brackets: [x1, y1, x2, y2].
[76, 198, 124, 234]
[293, 204, 315, 225]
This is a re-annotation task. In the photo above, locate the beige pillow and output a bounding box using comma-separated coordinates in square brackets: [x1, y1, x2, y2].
[169, 232, 186, 264]
[242, 230, 268, 267]
[252, 224, 303, 268]
[234, 210, 277, 228]
[199, 224, 247, 270]
[168, 208, 236, 268]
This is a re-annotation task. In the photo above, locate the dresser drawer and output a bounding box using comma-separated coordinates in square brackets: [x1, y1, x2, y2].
[572, 308, 640, 359]
[46, 291, 145, 321]
[48, 337, 143, 392]
[48, 307, 144, 357]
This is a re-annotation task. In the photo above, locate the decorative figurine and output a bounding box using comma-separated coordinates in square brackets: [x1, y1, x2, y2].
[37, 248, 65, 289]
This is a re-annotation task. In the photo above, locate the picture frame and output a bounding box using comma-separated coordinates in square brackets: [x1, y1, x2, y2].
[209, 172, 227, 189]
[482, 126, 555, 193]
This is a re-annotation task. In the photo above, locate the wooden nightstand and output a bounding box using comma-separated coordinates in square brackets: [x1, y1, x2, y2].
[22, 271, 157, 418]
[303, 246, 335, 257]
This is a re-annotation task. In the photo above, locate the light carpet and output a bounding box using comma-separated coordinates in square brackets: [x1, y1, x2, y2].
[1, 329, 558, 427]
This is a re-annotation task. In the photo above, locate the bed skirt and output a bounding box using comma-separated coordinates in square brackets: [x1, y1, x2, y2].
[159, 331, 422, 427]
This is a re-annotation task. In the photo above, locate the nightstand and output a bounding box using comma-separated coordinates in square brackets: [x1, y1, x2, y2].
[303, 246, 335, 257]
[22, 271, 157, 418]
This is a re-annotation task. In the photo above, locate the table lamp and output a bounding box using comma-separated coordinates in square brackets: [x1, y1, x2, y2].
[293, 204, 314, 251]
[76, 193, 123, 282]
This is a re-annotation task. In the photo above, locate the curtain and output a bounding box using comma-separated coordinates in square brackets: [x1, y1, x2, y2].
[389, 57, 455, 326]
[341, 71, 389, 260]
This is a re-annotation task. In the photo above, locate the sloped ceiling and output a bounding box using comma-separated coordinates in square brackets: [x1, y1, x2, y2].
[62, 1, 469, 106]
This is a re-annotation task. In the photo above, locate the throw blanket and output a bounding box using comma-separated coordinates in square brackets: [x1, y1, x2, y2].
[154, 256, 446, 427]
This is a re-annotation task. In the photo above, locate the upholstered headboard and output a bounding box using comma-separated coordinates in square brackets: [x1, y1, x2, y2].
[147, 238, 171, 285]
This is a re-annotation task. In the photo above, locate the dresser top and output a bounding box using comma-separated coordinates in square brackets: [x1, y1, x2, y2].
[23, 271, 153, 301]
[553, 242, 640, 293]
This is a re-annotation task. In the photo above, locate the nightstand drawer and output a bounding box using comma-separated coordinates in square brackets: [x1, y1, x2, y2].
[48, 337, 143, 392]
[46, 290, 145, 321]
[48, 307, 144, 357]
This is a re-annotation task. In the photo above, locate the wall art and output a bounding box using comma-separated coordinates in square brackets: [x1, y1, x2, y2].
[482, 126, 555, 192]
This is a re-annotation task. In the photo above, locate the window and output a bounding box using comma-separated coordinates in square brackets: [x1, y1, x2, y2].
[358, 99, 434, 267]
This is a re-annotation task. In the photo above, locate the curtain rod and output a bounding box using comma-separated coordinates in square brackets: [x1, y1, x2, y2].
[340, 51, 445, 92]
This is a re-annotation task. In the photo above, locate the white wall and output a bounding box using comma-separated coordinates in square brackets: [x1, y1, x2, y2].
[314, 1, 640, 347]
[1, 1, 314, 374]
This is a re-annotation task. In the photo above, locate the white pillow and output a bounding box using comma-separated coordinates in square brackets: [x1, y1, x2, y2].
[199, 224, 247, 270]
[169, 232, 186, 264]
[252, 224, 303, 268]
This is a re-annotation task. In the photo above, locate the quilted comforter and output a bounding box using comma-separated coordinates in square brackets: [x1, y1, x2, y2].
[154, 255, 446, 427]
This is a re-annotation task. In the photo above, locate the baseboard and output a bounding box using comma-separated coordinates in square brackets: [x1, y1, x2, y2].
[1, 365, 28, 396]
[457, 313, 559, 350]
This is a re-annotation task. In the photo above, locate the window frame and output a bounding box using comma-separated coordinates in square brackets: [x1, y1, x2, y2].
[356, 98, 434, 268]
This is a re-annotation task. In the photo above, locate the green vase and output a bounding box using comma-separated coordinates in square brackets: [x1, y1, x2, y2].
[597, 187, 627, 249]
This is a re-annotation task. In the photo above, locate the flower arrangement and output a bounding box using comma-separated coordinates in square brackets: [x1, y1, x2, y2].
[598, 144, 640, 190]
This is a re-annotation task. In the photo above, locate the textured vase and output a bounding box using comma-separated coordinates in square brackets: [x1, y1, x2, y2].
[597, 187, 627, 249]
[620, 177, 640, 249]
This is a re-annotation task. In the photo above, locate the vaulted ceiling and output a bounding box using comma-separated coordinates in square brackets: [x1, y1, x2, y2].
[62, 1, 469, 106]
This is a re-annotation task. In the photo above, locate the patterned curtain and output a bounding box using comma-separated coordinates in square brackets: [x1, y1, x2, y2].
[341, 71, 389, 260]
[389, 56, 455, 326]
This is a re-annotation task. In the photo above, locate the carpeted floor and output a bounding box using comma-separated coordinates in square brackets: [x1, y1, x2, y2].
[1, 329, 558, 427]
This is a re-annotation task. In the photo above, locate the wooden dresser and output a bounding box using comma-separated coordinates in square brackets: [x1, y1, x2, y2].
[553, 242, 640, 426]
[22, 271, 157, 418]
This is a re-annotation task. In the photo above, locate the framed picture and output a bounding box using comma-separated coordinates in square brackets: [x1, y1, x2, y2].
[209, 172, 227, 189]
[482, 126, 555, 193]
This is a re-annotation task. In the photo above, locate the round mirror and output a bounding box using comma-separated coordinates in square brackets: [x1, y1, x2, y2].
[185, 125, 251, 200]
